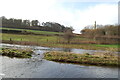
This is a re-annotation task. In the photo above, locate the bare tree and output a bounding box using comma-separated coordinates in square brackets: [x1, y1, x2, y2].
[63, 29, 74, 44]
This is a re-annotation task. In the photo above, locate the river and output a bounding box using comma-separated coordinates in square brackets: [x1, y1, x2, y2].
[0, 43, 119, 78]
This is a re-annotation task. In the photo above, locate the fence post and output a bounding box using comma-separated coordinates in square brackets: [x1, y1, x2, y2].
[10, 38, 12, 41]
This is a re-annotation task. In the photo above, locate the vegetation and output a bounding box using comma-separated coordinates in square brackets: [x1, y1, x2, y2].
[0, 48, 33, 58]
[1, 16, 73, 32]
[63, 29, 74, 44]
[44, 51, 119, 67]
[1, 17, 120, 52]
[94, 44, 120, 48]
[0, 27, 63, 35]
[2, 33, 120, 51]
[81, 24, 120, 44]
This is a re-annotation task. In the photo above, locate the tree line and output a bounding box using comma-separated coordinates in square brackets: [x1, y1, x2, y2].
[1, 16, 73, 32]
[80, 24, 120, 44]
[81, 25, 119, 37]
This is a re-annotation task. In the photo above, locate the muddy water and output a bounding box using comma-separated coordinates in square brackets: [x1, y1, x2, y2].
[0, 43, 119, 78]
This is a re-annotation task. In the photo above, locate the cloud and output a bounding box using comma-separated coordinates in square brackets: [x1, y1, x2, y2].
[0, 0, 57, 19]
[0, 0, 118, 33]
[44, 3, 118, 33]
[72, 4, 118, 33]
[57, 0, 119, 2]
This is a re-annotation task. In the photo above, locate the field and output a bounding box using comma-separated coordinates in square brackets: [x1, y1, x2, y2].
[1, 27, 120, 67]
[0, 27, 63, 35]
[94, 44, 120, 48]
[1, 27, 120, 51]
[1, 33, 120, 51]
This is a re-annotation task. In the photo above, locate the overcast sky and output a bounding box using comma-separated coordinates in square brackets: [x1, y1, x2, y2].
[0, 0, 119, 33]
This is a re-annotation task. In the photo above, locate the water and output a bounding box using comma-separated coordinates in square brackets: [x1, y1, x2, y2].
[0, 43, 119, 78]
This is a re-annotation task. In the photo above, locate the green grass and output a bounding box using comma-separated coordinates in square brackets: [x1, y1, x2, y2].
[1, 48, 33, 58]
[1, 27, 63, 35]
[94, 44, 120, 48]
[1, 33, 120, 51]
[44, 51, 119, 67]
[2, 33, 57, 42]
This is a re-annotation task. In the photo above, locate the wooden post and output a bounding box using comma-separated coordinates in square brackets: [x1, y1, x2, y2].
[10, 38, 12, 41]
[47, 39, 48, 42]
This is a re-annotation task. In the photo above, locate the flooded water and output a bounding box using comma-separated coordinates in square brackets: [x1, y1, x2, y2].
[0, 43, 119, 78]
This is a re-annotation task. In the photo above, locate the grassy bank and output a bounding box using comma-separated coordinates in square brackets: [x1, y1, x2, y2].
[0, 48, 33, 58]
[44, 51, 119, 67]
[1, 33, 120, 51]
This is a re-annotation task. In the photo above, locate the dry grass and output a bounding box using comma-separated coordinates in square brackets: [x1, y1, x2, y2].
[1, 48, 33, 58]
[44, 51, 119, 67]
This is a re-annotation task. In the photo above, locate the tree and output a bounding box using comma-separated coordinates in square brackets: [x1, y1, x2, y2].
[14, 19, 22, 27]
[22, 20, 30, 27]
[31, 20, 39, 27]
[1, 16, 8, 27]
[1, 16, 73, 33]
[63, 29, 74, 44]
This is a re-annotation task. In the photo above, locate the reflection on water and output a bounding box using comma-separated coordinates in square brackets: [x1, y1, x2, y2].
[0, 43, 119, 78]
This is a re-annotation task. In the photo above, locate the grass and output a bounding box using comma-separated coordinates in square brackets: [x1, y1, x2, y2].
[44, 51, 119, 67]
[94, 44, 120, 48]
[0, 48, 33, 58]
[2, 33, 57, 42]
[1, 33, 120, 52]
[1, 27, 63, 35]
